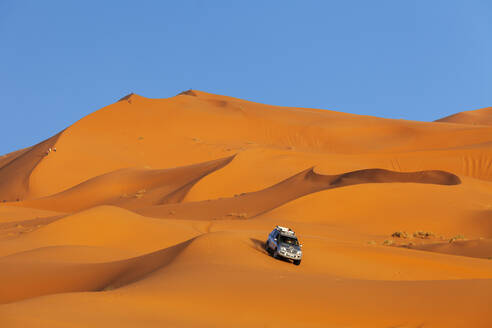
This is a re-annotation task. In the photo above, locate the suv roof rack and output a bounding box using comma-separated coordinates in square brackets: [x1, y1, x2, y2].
[276, 225, 296, 236]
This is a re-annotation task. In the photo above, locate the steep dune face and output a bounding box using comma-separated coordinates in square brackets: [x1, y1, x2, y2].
[0, 132, 61, 202]
[0, 148, 31, 169]
[436, 107, 492, 126]
[1, 91, 491, 327]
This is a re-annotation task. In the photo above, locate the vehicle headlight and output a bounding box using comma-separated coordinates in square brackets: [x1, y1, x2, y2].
[280, 247, 287, 252]
[297, 251, 302, 255]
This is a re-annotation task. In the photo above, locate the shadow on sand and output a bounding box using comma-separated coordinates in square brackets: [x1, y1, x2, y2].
[249, 238, 291, 263]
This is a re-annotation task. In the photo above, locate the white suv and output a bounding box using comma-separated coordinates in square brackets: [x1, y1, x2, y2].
[265, 226, 302, 265]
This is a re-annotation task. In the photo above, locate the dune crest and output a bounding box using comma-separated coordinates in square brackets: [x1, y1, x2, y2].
[436, 107, 492, 126]
[177, 89, 198, 97]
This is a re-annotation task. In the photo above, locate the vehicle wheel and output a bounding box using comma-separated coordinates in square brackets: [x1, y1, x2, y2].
[272, 249, 278, 259]
[264, 241, 269, 253]
[293, 259, 301, 266]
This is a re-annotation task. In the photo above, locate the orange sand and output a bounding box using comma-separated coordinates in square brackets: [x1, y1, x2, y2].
[0, 90, 491, 327]
[436, 106, 492, 126]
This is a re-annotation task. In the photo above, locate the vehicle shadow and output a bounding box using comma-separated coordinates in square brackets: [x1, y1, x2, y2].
[249, 238, 291, 263]
[250, 238, 267, 254]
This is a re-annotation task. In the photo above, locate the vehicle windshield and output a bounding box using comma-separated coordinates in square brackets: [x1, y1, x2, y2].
[279, 235, 299, 246]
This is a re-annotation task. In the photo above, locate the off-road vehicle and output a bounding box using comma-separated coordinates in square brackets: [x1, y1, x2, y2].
[265, 226, 302, 265]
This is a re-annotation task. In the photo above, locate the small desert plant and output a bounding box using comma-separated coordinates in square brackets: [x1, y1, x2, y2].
[391, 231, 408, 238]
[413, 231, 434, 239]
[367, 240, 376, 245]
[382, 239, 394, 246]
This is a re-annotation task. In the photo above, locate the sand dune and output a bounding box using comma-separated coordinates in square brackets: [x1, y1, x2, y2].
[138, 167, 460, 220]
[257, 176, 492, 239]
[1, 231, 491, 304]
[0, 205, 204, 257]
[0, 241, 190, 304]
[1, 90, 491, 327]
[436, 106, 492, 125]
[19, 90, 491, 199]
[1, 231, 491, 327]
[15, 155, 234, 212]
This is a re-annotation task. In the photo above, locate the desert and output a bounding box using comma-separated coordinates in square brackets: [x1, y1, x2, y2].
[0, 90, 491, 327]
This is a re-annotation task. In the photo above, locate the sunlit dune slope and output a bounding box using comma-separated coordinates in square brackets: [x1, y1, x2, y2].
[257, 176, 492, 238]
[0, 205, 204, 257]
[12, 90, 492, 200]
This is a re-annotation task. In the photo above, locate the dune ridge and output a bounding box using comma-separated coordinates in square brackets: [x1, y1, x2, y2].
[137, 167, 460, 220]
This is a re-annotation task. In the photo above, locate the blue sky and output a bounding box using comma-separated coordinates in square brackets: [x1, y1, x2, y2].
[1, 0, 491, 154]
